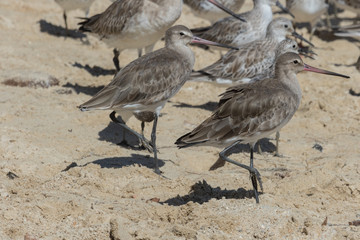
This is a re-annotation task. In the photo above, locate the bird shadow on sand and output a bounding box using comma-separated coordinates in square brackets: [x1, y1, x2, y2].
[291, 17, 359, 43]
[230, 138, 276, 155]
[162, 180, 258, 206]
[98, 121, 148, 150]
[62, 154, 165, 171]
[62, 82, 104, 96]
[316, 29, 360, 43]
[87, 154, 165, 169]
[208, 139, 276, 170]
[172, 101, 218, 112]
[72, 62, 117, 77]
[38, 19, 88, 41]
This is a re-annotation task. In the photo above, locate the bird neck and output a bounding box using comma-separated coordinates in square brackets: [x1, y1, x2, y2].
[167, 42, 195, 68]
[275, 68, 302, 101]
[253, 0, 273, 17]
[266, 29, 287, 44]
[252, 0, 273, 29]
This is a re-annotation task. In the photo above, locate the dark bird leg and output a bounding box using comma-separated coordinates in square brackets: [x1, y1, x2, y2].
[109, 111, 153, 153]
[138, 121, 146, 150]
[63, 11, 68, 30]
[151, 114, 160, 174]
[113, 49, 121, 72]
[141, 121, 145, 136]
[249, 145, 261, 203]
[219, 142, 263, 203]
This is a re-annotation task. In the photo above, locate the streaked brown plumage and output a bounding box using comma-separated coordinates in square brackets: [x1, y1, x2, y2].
[189, 18, 297, 86]
[79, 0, 183, 71]
[79, 25, 236, 174]
[191, 0, 289, 47]
[184, 0, 245, 23]
[176, 52, 349, 203]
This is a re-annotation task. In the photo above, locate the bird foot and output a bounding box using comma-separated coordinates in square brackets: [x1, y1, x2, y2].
[138, 136, 155, 153]
[249, 167, 263, 203]
[117, 140, 148, 152]
[273, 152, 284, 158]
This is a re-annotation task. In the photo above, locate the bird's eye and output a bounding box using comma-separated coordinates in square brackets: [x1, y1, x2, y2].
[292, 45, 296, 48]
[293, 60, 299, 64]
[180, 32, 185, 36]
[284, 24, 288, 28]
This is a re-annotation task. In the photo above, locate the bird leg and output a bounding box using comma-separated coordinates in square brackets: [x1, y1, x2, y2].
[274, 131, 283, 157]
[63, 11, 68, 30]
[257, 144, 263, 155]
[144, 44, 155, 55]
[113, 49, 121, 72]
[137, 48, 142, 58]
[151, 114, 160, 174]
[109, 111, 153, 153]
[219, 142, 263, 203]
[141, 121, 145, 136]
[249, 145, 261, 203]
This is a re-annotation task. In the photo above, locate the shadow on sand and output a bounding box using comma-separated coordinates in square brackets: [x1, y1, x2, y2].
[62, 153, 165, 172]
[62, 82, 104, 96]
[98, 120, 149, 150]
[172, 101, 218, 112]
[72, 62, 117, 77]
[38, 19, 88, 41]
[162, 180, 258, 206]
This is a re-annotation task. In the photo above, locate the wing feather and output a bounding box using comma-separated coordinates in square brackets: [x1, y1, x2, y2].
[177, 83, 298, 146]
[79, 48, 192, 111]
[79, 0, 144, 36]
[189, 39, 275, 84]
[193, 16, 249, 45]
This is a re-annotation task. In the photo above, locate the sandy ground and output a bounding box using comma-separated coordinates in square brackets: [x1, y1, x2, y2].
[0, 0, 360, 239]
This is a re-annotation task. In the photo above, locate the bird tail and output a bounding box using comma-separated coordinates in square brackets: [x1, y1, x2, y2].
[78, 14, 101, 32]
[188, 70, 213, 83]
[77, 87, 116, 112]
[175, 132, 208, 149]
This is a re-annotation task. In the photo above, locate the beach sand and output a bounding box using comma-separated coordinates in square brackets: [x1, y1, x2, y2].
[0, 0, 359, 239]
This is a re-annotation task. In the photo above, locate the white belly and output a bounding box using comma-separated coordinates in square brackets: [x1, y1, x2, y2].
[55, 0, 95, 12]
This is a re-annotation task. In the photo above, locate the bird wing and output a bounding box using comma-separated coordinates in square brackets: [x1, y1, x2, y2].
[192, 16, 250, 45]
[79, 49, 192, 111]
[176, 82, 297, 146]
[189, 40, 274, 83]
[78, 0, 144, 36]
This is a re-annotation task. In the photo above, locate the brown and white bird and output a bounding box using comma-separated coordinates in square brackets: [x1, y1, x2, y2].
[184, 0, 245, 23]
[286, 0, 329, 38]
[190, 37, 302, 157]
[78, 25, 236, 174]
[176, 52, 349, 203]
[79, 0, 183, 71]
[54, 0, 95, 29]
[191, 0, 292, 48]
[189, 18, 306, 86]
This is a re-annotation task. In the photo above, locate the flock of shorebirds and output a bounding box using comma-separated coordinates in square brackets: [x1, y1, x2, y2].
[52, 0, 356, 203]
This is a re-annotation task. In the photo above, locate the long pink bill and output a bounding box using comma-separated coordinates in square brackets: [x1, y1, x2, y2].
[191, 36, 239, 50]
[207, 0, 246, 22]
[304, 64, 350, 79]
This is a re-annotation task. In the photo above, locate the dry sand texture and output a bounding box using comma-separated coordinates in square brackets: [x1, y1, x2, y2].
[0, 0, 360, 239]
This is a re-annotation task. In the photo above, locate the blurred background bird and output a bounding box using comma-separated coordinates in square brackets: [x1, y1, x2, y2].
[54, 0, 95, 29]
